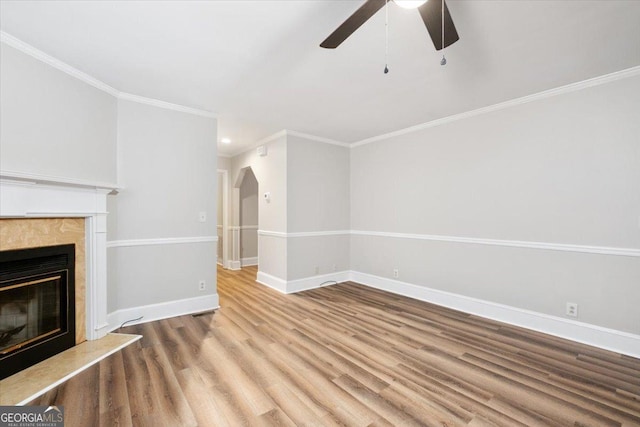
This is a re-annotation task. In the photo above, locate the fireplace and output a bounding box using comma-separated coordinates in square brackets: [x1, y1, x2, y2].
[1, 172, 114, 350]
[0, 244, 75, 380]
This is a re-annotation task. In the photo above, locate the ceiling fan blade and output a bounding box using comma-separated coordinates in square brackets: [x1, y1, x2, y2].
[320, 0, 387, 49]
[418, 0, 459, 50]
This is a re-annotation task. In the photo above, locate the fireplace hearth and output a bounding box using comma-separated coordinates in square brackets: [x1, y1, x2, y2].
[0, 244, 75, 380]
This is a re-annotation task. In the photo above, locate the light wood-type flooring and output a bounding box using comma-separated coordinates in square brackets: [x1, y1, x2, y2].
[30, 266, 640, 426]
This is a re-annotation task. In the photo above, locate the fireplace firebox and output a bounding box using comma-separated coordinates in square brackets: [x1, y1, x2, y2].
[0, 244, 75, 380]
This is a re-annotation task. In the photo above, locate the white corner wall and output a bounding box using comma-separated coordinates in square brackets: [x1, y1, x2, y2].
[286, 134, 350, 282]
[226, 132, 351, 293]
[350, 73, 640, 340]
[230, 135, 288, 281]
[0, 43, 117, 184]
[107, 99, 218, 323]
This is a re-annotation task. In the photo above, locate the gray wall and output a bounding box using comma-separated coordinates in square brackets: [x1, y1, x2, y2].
[287, 136, 350, 232]
[231, 137, 287, 232]
[287, 135, 350, 279]
[227, 134, 350, 281]
[217, 156, 230, 171]
[230, 136, 288, 279]
[239, 168, 258, 260]
[350, 74, 640, 334]
[0, 43, 117, 183]
[4, 35, 638, 341]
[1, 43, 219, 316]
[109, 99, 217, 309]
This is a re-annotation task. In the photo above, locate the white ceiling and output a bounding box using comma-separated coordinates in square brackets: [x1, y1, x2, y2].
[1, 1, 639, 156]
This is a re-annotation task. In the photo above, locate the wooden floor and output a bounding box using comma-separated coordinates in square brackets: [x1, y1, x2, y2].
[30, 266, 640, 426]
[1, 333, 140, 405]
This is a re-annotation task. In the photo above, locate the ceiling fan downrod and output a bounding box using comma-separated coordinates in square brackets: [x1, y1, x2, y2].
[384, 0, 390, 74]
[440, 0, 447, 65]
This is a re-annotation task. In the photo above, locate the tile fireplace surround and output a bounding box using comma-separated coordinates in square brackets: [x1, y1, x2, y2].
[0, 171, 116, 342]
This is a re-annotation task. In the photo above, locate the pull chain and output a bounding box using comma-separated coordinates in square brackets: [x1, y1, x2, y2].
[384, 0, 389, 73]
[440, 0, 447, 65]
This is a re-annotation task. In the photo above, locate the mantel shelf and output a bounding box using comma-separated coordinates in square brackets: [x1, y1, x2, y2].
[0, 170, 119, 192]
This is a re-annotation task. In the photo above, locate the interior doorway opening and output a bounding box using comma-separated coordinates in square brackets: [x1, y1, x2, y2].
[216, 169, 229, 269]
[232, 166, 259, 271]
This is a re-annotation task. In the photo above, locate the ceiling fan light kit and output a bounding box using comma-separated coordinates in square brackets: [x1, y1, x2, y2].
[320, 0, 459, 51]
[394, 0, 428, 9]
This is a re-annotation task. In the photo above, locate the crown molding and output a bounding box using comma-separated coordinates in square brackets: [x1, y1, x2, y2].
[6, 29, 638, 151]
[225, 130, 288, 158]
[352, 66, 640, 147]
[286, 130, 350, 148]
[1, 31, 216, 118]
[226, 64, 640, 154]
[256, 129, 288, 146]
[226, 129, 350, 159]
[1, 31, 120, 97]
[117, 93, 216, 118]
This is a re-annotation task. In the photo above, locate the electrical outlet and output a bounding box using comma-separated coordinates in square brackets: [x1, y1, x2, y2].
[566, 302, 578, 317]
[393, 269, 399, 278]
[199, 280, 206, 291]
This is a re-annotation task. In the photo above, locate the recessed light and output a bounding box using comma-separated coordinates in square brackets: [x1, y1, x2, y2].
[221, 138, 232, 144]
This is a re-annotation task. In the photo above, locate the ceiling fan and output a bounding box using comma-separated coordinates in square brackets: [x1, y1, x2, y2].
[320, 0, 459, 50]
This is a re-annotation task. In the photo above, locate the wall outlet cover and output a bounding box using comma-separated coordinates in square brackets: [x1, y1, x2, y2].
[566, 302, 578, 317]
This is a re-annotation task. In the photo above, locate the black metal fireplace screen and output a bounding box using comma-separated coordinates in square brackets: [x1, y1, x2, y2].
[0, 244, 75, 380]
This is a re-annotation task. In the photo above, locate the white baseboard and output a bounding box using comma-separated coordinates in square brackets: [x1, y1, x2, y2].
[229, 260, 241, 270]
[286, 271, 351, 293]
[256, 270, 350, 294]
[349, 271, 640, 359]
[104, 268, 639, 358]
[256, 271, 287, 293]
[241, 257, 258, 267]
[107, 293, 220, 332]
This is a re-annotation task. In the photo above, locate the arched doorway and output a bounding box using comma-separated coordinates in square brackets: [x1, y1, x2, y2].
[231, 166, 259, 271]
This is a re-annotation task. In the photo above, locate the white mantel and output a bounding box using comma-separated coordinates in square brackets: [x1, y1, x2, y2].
[0, 170, 118, 341]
